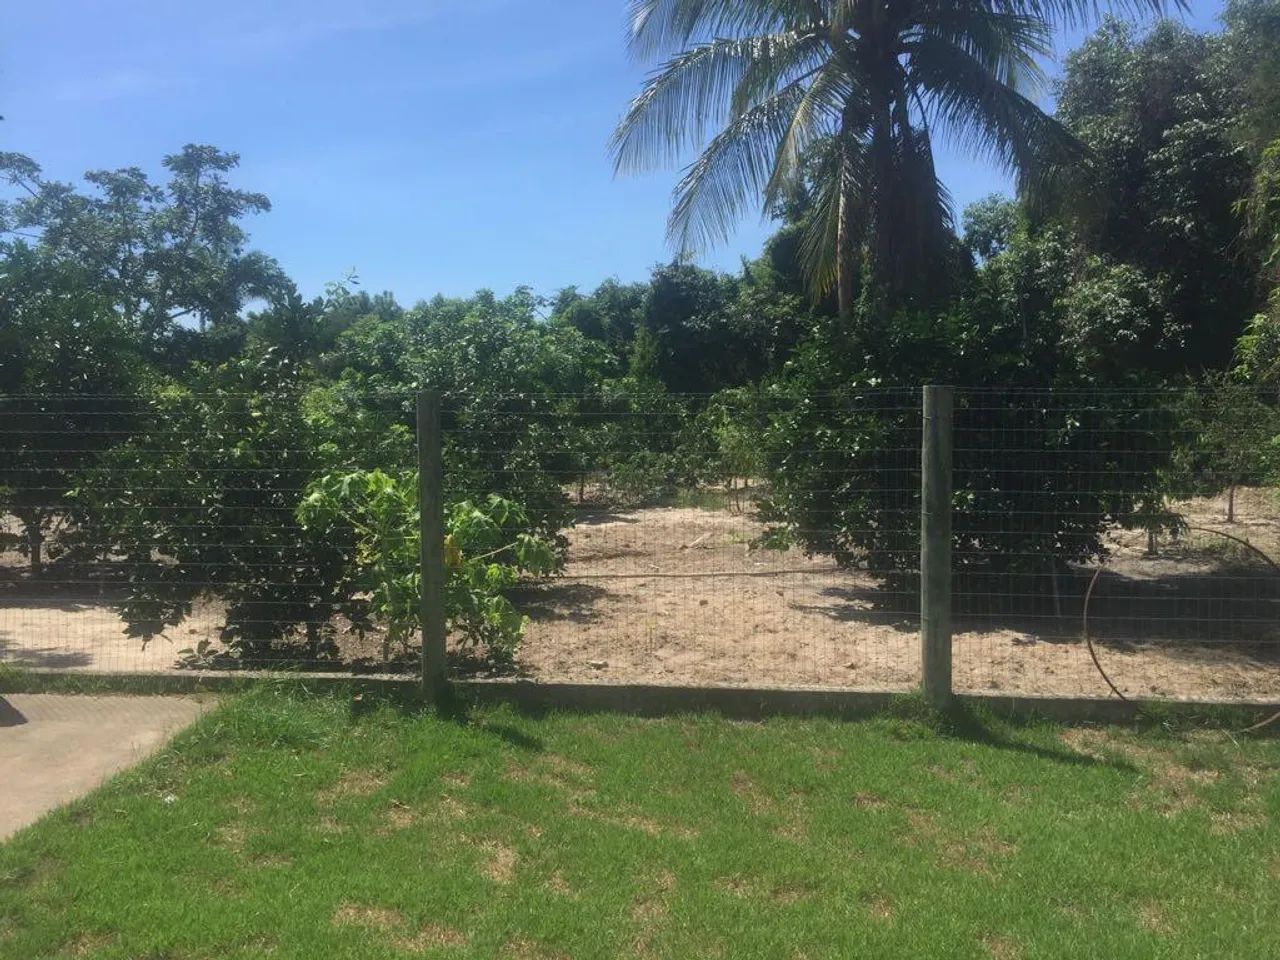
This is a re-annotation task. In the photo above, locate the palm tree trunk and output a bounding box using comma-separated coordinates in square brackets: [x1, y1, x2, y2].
[835, 112, 863, 319]
[836, 170, 857, 318]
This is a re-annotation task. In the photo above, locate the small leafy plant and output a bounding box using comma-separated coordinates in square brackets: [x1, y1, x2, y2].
[297, 470, 557, 662]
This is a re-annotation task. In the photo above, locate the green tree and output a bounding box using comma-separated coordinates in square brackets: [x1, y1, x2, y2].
[758, 203, 1180, 601]
[609, 0, 1135, 316]
[0, 246, 148, 574]
[297, 474, 557, 663]
[0, 145, 288, 365]
[1052, 18, 1262, 370]
[70, 351, 354, 662]
[961, 194, 1020, 262]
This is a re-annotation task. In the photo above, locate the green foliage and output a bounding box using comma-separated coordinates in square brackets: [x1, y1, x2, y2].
[8, 0, 1280, 673]
[69, 351, 347, 660]
[1167, 375, 1280, 507]
[0, 144, 288, 361]
[297, 471, 556, 660]
[610, 0, 1107, 313]
[961, 194, 1021, 262]
[757, 221, 1182, 596]
[681, 387, 769, 511]
[1053, 17, 1263, 369]
[0, 246, 148, 573]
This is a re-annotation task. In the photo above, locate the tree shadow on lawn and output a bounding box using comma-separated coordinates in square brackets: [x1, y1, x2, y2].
[347, 680, 547, 754]
[931, 704, 1138, 771]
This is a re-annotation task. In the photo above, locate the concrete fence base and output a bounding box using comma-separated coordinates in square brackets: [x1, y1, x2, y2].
[4, 668, 1276, 727]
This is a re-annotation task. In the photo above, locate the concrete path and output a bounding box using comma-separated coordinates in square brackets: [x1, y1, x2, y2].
[0, 694, 212, 840]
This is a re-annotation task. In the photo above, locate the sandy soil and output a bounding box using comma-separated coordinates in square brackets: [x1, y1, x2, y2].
[3, 490, 1279, 702]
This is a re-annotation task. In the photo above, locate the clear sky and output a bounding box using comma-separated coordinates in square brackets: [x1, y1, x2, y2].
[2, 0, 1227, 304]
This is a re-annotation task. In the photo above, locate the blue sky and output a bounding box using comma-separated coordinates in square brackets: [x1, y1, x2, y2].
[3, 0, 1226, 304]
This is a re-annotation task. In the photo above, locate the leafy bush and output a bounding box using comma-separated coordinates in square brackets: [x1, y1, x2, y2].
[297, 471, 556, 660]
[68, 351, 348, 661]
[756, 293, 1179, 608]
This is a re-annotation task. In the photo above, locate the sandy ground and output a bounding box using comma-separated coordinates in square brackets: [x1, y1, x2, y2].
[3, 490, 1279, 702]
[0, 694, 212, 839]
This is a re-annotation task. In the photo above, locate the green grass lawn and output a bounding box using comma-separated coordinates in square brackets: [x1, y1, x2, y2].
[2, 690, 1278, 960]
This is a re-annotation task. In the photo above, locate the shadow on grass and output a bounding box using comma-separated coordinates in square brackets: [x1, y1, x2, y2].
[350, 684, 546, 753]
[932, 706, 1135, 770]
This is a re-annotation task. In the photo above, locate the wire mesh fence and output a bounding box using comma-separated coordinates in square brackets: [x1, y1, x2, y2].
[951, 386, 1280, 702]
[441, 389, 922, 689]
[1, 386, 1278, 704]
[0, 391, 418, 674]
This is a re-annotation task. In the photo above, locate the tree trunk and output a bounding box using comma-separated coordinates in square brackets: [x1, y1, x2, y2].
[836, 153, 857, 318]
[306, 620, 321, 664]
[15, 510, 45, 577]
[1227, 484, 1237, 523]
[26, 521, 43, 577]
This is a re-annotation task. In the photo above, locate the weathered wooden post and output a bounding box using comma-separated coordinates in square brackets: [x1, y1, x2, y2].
[417, 392, 448, 703]
[920, 385, 954, 709]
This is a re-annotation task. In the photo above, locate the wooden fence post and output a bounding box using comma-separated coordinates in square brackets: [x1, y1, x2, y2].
[417, 392, 448, 703]
[921, 385, 954, 709]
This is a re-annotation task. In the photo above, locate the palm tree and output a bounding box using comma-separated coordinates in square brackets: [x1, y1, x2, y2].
[610, 0, 1168, 316]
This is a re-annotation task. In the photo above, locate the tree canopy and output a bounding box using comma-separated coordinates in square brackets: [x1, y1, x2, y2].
[609, 0, 1167, 316]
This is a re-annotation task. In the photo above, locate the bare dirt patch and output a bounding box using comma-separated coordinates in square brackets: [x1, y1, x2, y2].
[631, 870, 675, 921]
[511, 506, 921, 690]
[331, 903, 403, 930]
[514, 497, 1280, 699]
[503, 936, 569, 960]
[982, 934, 1023, 960]
[863, 893, 894, 920]
[317, 769, 386, 806]
[62, 932, 116, 956]
[396, 924, 468, 951]
[546, 870, 577, 898]
[1138, 901, 1173, 935]
[480, 840, 517, 885]
[215, 823, 246, 852]
[378, 801, 417, 834]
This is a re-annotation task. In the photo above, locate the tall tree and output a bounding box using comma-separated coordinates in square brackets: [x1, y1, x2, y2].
[0, 145, 288, 358]
[609, 0, 1158, 316]
[1053, 18, 1262, 370]
[0, 246, 147, 574]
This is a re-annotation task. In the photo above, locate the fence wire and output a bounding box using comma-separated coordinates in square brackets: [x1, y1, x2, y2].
[0, 392, 417, 674]
[440, 390, 921, 690]
[2, 387, 1278, 704]
[951, 386, 1280, 702]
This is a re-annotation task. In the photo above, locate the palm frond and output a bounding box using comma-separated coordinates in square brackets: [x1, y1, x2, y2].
[610, 32, 819, 175]
[625, 0, 823, 60]
[730, 30, 829, 117]
[912, 0, 1052, 93]
[907, 33, 1083, 188]
[763, 61, 859, 211]
[799, 137, 869, 300]
[666, 83, 810, 253]
[1000, 0, 1185, 32]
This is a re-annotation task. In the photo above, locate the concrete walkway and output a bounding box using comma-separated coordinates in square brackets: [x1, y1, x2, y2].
[0, 694, 212, 840]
